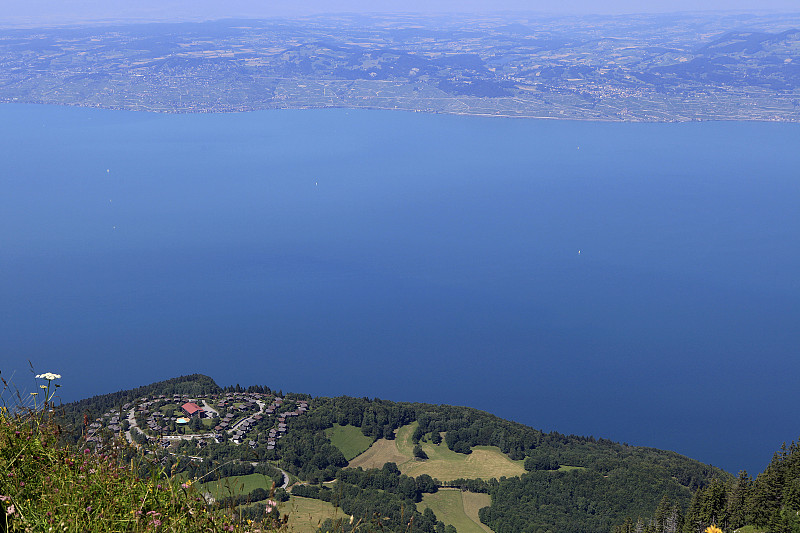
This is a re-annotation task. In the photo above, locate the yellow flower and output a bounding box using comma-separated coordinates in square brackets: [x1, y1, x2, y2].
[705, 526, 723, 533]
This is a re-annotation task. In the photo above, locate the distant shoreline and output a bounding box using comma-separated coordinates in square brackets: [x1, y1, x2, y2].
[3, 99, 800, 123]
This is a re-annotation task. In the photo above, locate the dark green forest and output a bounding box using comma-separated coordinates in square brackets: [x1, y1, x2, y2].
[622, 440, 800, 533]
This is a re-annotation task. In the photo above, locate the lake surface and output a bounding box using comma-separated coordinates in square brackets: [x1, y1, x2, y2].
[2, 104, 799, 475]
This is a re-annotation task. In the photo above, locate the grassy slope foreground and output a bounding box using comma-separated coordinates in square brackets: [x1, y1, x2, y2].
[0, 381, 283, 532]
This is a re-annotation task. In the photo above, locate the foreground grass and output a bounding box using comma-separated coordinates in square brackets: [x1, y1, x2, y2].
[417, 489, 493, 533]
[324, 425, 374, 462]
[349, 423, 525, 482]
[0, 374, 285, 533]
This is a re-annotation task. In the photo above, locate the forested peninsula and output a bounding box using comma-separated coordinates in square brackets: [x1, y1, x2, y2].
[4, 373, 796, 533]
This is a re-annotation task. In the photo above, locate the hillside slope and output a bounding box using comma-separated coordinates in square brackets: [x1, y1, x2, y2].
[57, 375, 729, 533]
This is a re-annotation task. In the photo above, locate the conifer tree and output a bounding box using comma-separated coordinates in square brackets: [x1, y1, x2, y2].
[749, 451, 786, 527]
[682, 485, 705, 533]
[654, 494, 673, 533]
[725, 470, 750, 529]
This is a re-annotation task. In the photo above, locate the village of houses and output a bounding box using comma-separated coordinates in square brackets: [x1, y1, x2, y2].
[86, 391, 309, 454]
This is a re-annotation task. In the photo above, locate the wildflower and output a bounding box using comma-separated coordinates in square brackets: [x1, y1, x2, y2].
[705, 527, 723, 533]
[86, 506, 92, 513]
[6, 504, 14, 516]
[35, 373, 61, 380]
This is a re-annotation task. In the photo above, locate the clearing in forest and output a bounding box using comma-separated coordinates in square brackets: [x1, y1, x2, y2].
[462, 491, 494, 533]
[346, 435, 409, 470]
[325, 424, 375, 461]
[418, 489, 494, 533]
[200, 473, 274, 500]
[348, 423, 526, 482]
[283, 495, 347, 533]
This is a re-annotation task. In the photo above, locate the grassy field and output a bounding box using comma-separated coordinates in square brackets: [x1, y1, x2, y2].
[201, 473, 275, 499]
[326, 424, 375, 461]
[282, 495, 347, 533]
[418, 489, 494, 533]
[347, 436, 410, 470]
[349, 423, 526, 482]
[462, 492, 493, 533]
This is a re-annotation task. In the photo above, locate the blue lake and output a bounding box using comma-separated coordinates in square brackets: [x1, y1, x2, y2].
[1, 104, 799, 475]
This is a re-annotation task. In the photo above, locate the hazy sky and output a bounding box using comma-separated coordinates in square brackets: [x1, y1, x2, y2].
[3, 0, 799, 25]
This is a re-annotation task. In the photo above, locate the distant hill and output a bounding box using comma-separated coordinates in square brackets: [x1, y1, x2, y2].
[58, 375, 729, 533]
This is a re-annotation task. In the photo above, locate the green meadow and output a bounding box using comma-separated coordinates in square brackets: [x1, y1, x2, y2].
[282, 495, 347, 533]
[201, 473, 275, 500]
[417, 489, 494, 533]
[326, 424, 375, 461]
[348, 423, 526, 482]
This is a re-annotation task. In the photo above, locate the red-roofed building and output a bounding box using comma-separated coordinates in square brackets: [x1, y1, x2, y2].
[181, 402, 204, 417]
